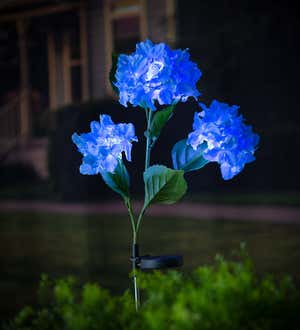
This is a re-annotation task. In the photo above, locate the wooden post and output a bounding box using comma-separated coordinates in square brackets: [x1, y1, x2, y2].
[17, 19, 31, 144]
[140, 0, 148, 40]
[103, 0, 113, 95]
[166, 0, 176, 45]
[62, 30, 72, 104]
[79, 2, 89, 101]
[47, 31, 57, 110]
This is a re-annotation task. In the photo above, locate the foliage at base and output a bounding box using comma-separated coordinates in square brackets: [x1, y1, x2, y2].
[4, 250, 300, 330]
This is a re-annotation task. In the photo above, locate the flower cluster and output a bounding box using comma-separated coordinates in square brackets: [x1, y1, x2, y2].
[115, 39, 202, 111]
[72, 40, 259, 184]
[72, 115, 138, 174]
[187, 100, 259, 180]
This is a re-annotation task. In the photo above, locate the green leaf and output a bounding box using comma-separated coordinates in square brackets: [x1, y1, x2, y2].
[172, 139, 209, 172]
[109, 53, 119, 94]
[143, 165, 187, 208]
[150, 104, 175, 141]
[100, 160, 130, 199]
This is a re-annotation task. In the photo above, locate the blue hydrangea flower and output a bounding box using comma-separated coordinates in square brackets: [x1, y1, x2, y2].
[187, 100, 259, 180]
[72, 114, 138, 174]
[115, 39, 202, 111]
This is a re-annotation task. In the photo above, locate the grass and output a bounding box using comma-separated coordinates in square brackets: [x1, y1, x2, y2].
[1, 212, 300, 321]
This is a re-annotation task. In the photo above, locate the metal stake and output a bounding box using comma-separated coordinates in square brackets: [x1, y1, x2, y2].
[131, 243, 140, 310]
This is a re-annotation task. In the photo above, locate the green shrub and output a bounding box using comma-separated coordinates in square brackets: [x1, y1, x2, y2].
[4, 251, 300, 330]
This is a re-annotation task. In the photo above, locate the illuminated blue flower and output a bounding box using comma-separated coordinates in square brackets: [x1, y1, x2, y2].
[115, 39, 202, 110]
[72, 115, 138, 174]
[187, 100, 259, 180]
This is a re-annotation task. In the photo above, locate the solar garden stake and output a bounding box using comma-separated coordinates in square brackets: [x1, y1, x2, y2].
[72, 40, 260, 310]
[131, 243, 140, 310]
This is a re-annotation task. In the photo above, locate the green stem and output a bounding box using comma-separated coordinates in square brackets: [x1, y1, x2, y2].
[136, 204, 146, 235]
[125, 197, 136, 242]
[128, 108, 153, 310]
[127, 107, 152, 237]
[144, 109, 152, 170]
[135, 109, 153, 241]
[125, 197, 140, 310]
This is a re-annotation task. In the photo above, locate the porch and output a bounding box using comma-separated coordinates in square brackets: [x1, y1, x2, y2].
[0, 0, 175, 178]
[0, 0, 90, 177]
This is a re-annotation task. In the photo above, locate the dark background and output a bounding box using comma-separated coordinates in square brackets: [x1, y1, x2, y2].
[175, 0, 300, 192]
[50, 0, 300, 200]
[1, 0, 299, 200]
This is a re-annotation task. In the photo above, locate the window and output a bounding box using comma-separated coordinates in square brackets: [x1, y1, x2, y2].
[113, 16, 140, 53]
[47, 4, 89, 109]
[104, 0, 147, 93]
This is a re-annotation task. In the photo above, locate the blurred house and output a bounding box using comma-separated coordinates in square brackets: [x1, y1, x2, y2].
[0, 0, 176, 178]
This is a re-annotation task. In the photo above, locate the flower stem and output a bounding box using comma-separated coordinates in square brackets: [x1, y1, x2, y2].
[136, 204, 146, 235]
[135, 109, 153, 244]
[125, 197, 136, 241]
[145, 109, 152, 170]
[127, 108, 153, 310]
[125, 197, 140, 310]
